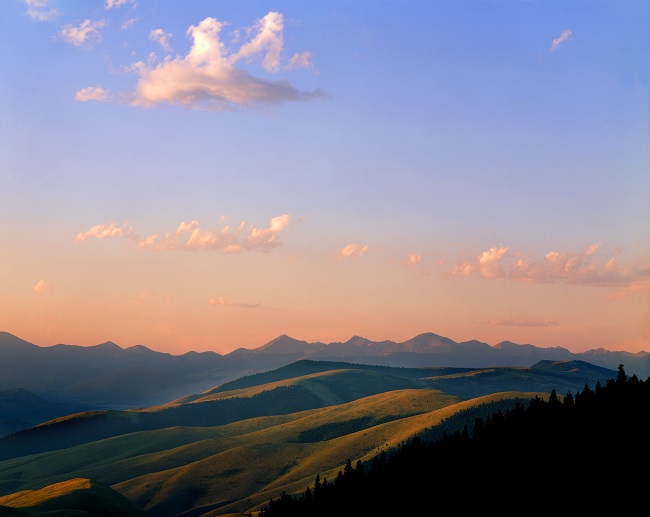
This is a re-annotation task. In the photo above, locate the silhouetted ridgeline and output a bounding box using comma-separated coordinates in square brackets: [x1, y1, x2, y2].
[260, 365, 649, 515]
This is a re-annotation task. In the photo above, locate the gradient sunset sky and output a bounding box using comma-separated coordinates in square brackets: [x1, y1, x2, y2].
[2, 0, 649, 355]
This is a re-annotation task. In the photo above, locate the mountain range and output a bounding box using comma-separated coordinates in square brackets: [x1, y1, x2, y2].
[0, 356, 625, 516]
[1, 330, 648, 437]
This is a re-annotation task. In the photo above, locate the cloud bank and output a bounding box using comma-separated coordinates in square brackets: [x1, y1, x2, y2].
[208, 296, 260, 309]
[445, 243, 650, 296]
[76, 215, 292, 253]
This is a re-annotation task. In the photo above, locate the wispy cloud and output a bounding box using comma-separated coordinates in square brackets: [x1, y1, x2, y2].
[149, 28, 172, 52]
[340, 243, 369, 258]
[23, 0, 58, 21]
[75, 86, 110, 102]
[208, 296, 260, 309]
[60, 19, 108, 47]
[121, 18, 137, 30]
[79, 12, 323, 110]
[550, 29, 572, 52]
[130, 290, 153, 303]
[105, 0, 134, 9]
[75, 215, 292, 253]
[489, 316, 563, 328]
[32, 279, 48, 294]
[286, 51, 314, 70]
[401, 253, 422, 268]
[606, 276, 650, 300]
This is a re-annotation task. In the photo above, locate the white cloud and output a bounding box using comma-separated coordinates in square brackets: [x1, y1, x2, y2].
[286, 52, 314, 70]
[32, 279, 48, 294]
[105, 0, 134, 9]
[75, 215, 292, 253]
[23, 0, 58, 21]
[149, 28, 172, 52]
[340, 243, 368, 258]
[60, 19, 108, 47]
[208, 296, 260, 309]
[229, 11, 284, 73]
[75, 86, 109, 102]
[550, 29, 572, 52]
[127, 14, 323, 110]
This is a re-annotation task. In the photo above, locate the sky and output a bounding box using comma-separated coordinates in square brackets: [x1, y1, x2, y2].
[1, 0, 649, 355]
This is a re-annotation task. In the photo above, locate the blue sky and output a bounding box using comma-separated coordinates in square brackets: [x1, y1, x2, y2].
[1, 0, 649, 354]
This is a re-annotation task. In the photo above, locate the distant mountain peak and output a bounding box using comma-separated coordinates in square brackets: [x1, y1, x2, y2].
[96, 341, 121, 350]
[257, 334, 310, 353]
[345, 335, 372, 347]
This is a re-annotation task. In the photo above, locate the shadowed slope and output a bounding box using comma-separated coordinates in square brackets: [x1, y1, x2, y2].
[0, 477, 149, 516]
[0, 388, 546, 517]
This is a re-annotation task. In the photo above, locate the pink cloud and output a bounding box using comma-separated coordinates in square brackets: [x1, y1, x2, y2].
[550, 29, 572, 52]
[125, 14, 323, 110]
[60, 19, 107, 47]
[76, 215, 291, 253]
[444, 243, 648, 296]
[401, 253, 422, 268]
[340, 243, 369, 258]
[478, 246, 508, 278]
[75, 87, 110, 102]
[489, 316, 563, 328]
[23, 0, 58, 21]
[208, 296, 260, 309]
[32, 279, 48, 294]
[75, 222, 132, 241]
[149, 28, 172, 52]
[606, 277, 650, 300]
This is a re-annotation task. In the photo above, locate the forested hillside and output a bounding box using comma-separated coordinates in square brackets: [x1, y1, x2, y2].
[260, 365, 649, 515]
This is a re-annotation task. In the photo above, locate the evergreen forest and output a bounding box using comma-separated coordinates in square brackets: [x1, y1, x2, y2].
[260, 365, 649, 515]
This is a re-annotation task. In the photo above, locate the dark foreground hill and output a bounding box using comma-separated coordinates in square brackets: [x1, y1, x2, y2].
[260, 365, 650, 515]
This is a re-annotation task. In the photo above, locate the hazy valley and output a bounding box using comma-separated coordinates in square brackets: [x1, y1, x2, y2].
[1, 330, 647, 515]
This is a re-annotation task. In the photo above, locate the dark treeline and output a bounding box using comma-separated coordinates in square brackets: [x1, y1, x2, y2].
[260, 365, 650, 515]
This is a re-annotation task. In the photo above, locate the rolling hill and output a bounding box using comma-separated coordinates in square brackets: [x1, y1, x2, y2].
[0, 358, 620, 516]
[1, 330, 647, 428]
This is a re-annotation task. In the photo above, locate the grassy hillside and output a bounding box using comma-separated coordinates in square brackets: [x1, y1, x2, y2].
[0, 358, 614, 516]
[0, 478, 149, 516]
[0, 388, 546, 516]
[0, 358, 606, 461]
